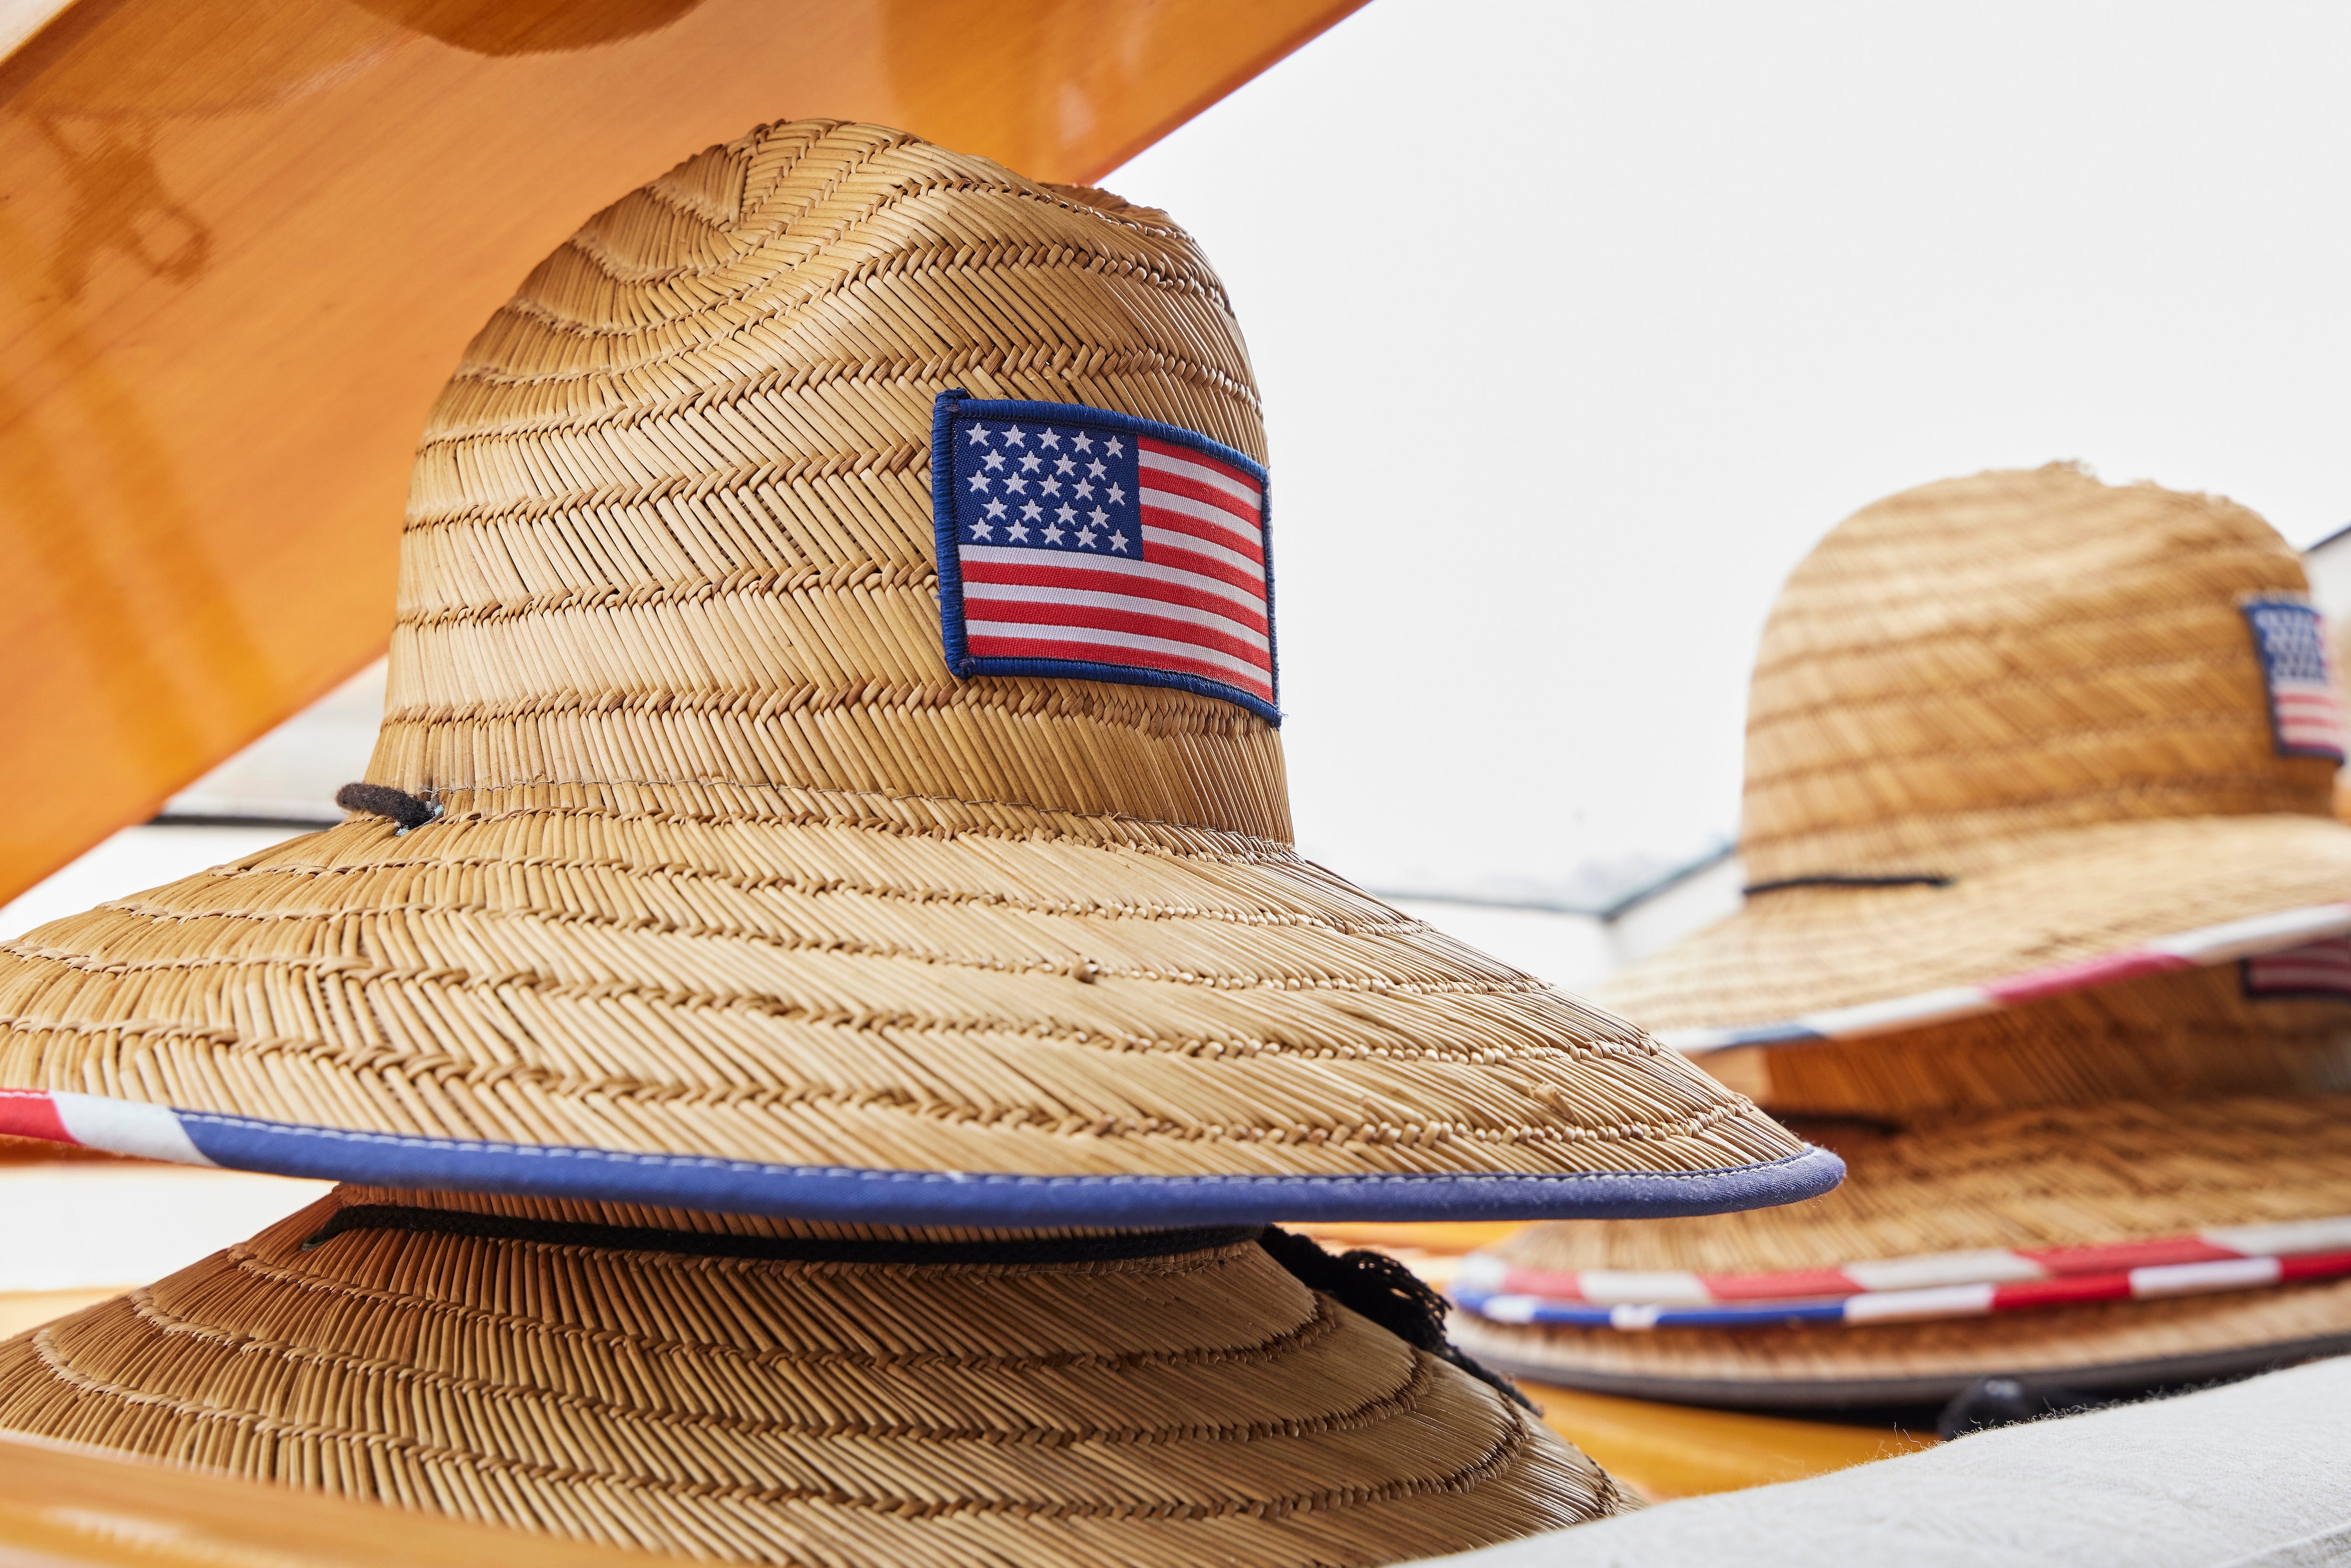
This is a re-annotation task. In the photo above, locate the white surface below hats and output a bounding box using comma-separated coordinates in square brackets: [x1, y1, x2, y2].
[0, 1165, 331, 1291]
[1408, 1355, 2351, 1568]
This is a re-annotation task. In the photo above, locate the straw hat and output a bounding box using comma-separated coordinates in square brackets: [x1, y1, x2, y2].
[1598, 464, 2351, 1076]
[0, 1186, 1628, 1560]
[1451, 1096, 2351, 1407]
[0, 118, 1831, 1226]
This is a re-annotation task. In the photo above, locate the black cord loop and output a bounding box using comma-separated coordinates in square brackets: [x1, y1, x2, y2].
[1258, 1225, 1536, 1410]
[334, 783, 438, 832]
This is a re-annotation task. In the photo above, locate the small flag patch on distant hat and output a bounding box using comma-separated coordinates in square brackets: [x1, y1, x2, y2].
[2242, 596, 2347, 760]
[2243, 936, 2351, 1001]
[931, 391, 1277, 721]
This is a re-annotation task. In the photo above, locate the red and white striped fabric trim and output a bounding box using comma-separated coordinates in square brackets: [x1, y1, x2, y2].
[2243, 936, 2351, 999]
[1662, 903, 2351, 1055]
[1454, 1214, 2351, 1306]
[0, 1089, 213, 1165]
[1458, 1248, 2351, 1331]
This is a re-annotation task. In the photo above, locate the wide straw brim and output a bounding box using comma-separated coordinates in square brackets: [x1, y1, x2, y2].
[0, 785, 1831, 1226]
[0, 1190, 1625, 1564]
[1449, 1096, 2351, 1406]
[1597, 813, 2351, 1051]
[1707, 960, 2351, 1124]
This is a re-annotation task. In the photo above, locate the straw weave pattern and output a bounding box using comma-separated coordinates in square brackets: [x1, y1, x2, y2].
[1741, 963, 2351, 1120]
[0, 1192, 1624, 1564]
[0, 119, 1803, 1182]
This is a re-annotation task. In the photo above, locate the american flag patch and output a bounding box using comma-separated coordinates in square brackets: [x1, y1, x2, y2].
[931, 392, 1276, 721]
[2242, 596, 2347, 760]
[2243, 937, 2351, 1001]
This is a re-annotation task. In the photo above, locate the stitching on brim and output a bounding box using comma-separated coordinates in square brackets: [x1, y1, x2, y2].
[170, 1115, 1829, 1185]
[397, 782, 1281, 845]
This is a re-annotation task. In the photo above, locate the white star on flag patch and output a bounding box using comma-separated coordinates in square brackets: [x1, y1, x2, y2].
[931, 391, 1277, 720]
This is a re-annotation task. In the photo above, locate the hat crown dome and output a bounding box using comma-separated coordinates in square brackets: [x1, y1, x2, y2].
[369, 119, 1289, 839]
[1739, 464, 2333, 883]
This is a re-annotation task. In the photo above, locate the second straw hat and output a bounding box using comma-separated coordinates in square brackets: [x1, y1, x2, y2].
[0, 119, 1832, 1227]
[1603, 462, 2351, 1063]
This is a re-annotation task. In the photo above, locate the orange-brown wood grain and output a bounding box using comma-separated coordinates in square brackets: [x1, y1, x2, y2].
[1522, 1381, 1938, 1502]
[0, 0, 1365, 903]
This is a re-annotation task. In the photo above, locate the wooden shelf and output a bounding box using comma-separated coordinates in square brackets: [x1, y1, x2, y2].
[0, 0, 1364, 902]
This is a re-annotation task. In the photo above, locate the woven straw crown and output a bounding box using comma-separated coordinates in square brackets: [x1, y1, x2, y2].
[0, 120, 1830, 1225]
[1742, 462, 2331, 884]
[380, 121, 1285, 835]
[1595, 465, 2351, 1060]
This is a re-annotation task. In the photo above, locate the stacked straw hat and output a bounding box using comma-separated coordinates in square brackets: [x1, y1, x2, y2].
[0, 121, 1838, 1560]
[1451, 464, 2351, 1409]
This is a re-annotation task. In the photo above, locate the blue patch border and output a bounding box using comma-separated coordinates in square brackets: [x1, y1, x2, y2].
[174, 1107, 1844, 1226]
[931, 389, 1280, 725]
[2241, 595, 2346, 762]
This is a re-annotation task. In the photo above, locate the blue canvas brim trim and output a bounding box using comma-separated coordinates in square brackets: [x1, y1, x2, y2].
[176, 1110, 1845, 1226]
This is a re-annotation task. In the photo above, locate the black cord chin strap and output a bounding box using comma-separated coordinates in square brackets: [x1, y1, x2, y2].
[1258, 1225, 1536, 1411]
[1742, 872, 1953, 896]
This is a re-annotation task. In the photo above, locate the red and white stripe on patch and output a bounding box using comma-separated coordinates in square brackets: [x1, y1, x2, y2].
[2244, 936, 2351, 1000]
[935, 394, 1276, 719]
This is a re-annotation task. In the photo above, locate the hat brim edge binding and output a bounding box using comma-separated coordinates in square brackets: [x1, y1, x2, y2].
[1460, 1330, 2351, 1410]
[0, 1088, 1845, 1226]
[1661, 898, 2351, 1055]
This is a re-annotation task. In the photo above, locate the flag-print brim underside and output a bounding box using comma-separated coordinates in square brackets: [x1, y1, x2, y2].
[1451, 1278, 2351, 1408]
[1596, 814, 2351, 1052]
[0, 785, 1833, 1226]
[1448, 1095, 2351, 1405]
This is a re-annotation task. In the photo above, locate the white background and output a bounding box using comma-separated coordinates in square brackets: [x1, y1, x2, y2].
[1105, 0, 2351, 902]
